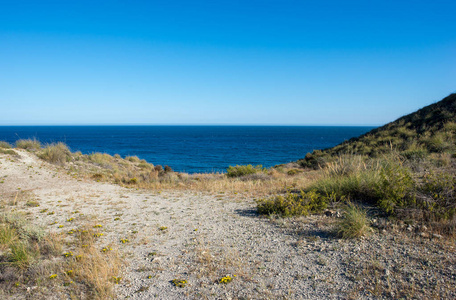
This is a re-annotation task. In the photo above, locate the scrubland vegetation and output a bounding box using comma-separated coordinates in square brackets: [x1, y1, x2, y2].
[0, 93, 455, 298]
[0, 210, 121, 299]
[5, 94, 456, 237]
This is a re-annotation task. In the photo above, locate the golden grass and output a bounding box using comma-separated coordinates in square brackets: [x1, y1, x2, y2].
[0, 211, 122, 299]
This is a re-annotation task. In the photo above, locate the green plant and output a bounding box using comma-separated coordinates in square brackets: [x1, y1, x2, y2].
[126, 155, 140, 162]
[375, 161, 415, 213]
[257, 190, 328, 217]
[0, 141, 12, 148]
[0, 148, 17, 155]
[9, 242, 35, 269]
[419, 171, 456, 220]
[16, 138, 41, 151]
[38, 142, 71, 165]
[336, 203, 372, 238]
[226, 164, 266, 178]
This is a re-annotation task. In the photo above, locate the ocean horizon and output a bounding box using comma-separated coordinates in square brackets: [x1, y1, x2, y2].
[0, 125, 375, 173]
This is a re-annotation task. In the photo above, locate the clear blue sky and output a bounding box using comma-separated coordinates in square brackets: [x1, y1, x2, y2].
[1, 0, 455, 125]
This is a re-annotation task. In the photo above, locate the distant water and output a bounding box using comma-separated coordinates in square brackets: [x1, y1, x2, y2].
[0, 126, 375, 173]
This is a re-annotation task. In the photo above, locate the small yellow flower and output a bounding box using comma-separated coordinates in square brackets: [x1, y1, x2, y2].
[58, 225, 64, 228]
[159, 226, 167, 231]
[49, 274, 57, 279]
[112, 276, 122, 284]
[63, 251, 74, 258]
[171, 279, 187, 288]
[66, 218, 74, 222]
[219, 275, 233, 284]
[66, 270, 74, 275]
[93, 224, 102, 228]
[120, 238, 129, 244]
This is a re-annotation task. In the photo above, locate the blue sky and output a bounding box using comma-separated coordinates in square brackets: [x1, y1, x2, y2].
[1, 0, 455, 125]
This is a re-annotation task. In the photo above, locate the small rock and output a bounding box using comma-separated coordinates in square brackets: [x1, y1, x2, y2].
[432, 233, 443, 239]
[407, 225, 413, 232]
[419, 232, 429, 238]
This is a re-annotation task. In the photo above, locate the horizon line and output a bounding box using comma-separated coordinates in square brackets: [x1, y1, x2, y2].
[0, 123, 380, 127]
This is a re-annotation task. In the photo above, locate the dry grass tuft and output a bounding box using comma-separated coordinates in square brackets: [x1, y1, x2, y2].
[16, 138, 41, 151]
[336, 203, 372, 238]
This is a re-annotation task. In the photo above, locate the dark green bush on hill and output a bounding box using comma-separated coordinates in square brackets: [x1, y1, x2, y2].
[226, 164, 266, 178]
[257, 190, 328, 217]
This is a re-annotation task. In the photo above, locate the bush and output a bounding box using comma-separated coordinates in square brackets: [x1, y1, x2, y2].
[375, 161, 415, 213]
[336, 203, 372, 238]
[164, 165, 173, 173]
[126, 155, 140, 163]
[226, 164, 266, 178]
[0, 141, 12, 149]
[0, 149, 17, 155]
[16, 138, 41, 151]
[298, 151, 328, 170]
[419, 171, 456, 220]
[257, 190, 328, 217]
[287, 169, 301, 176]
[38, 142, 71, 165]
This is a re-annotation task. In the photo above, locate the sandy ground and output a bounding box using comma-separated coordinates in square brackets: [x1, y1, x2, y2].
[1, 150, 455, 299]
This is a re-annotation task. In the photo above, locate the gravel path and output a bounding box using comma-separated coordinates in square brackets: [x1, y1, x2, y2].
[1, 150, 455, 299]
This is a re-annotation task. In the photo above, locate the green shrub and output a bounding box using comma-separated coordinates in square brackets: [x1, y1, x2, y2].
[0, 149, 17, 155]
[257, 190, 328, 217]
[310, 168, 380, 203]
[419, 171, 456, 220]
[0, 224, 18, 249]
[0, 141, 12, 148]
[9, 242, 34, 269]
[226, 164, 266, 178]
[38, 142, 71, 165]
[336, 203, 372, 238]
[298, 151, 328, 170]
[375, 161, 415, 213]
[126, 155, 140, 163]
[401, 146, 428, 160]
[16, 138, 41, 151]
[287, 169, 301, 176]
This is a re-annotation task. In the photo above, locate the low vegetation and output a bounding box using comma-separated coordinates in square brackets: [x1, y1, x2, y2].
[226, 164, 266, 178]
[336, 203, 372, 238]
[15, 138, 41, 151]
[38, 142, 72, 166]
[1, 93, 455, 237]
[0, 212, 122, 299]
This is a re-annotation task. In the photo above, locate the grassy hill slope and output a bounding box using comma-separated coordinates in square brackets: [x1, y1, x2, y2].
[300, 93, 456, 168]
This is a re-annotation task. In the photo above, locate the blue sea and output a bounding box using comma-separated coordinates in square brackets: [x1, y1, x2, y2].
[0, 126, 375, 173]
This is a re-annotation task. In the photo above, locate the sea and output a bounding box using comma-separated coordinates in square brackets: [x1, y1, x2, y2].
[0, 126, 375, 173]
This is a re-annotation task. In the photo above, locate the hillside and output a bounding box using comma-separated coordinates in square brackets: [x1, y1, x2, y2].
[299, 93, 456, 168]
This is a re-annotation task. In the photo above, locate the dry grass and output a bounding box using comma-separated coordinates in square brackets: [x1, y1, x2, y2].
[0, 211, 122, 299]
[38, 142, 71, 165]
[16, 138, 41, 151]
[336, 203, 372, 238]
